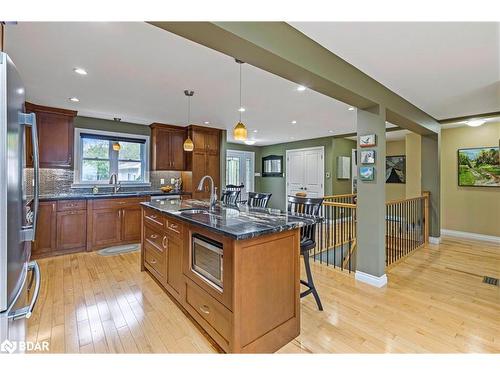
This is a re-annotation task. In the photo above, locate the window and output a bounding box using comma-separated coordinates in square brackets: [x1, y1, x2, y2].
[74, 129, 150, 186]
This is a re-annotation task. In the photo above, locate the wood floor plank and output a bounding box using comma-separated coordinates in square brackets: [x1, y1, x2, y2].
[28, 236, 500, 353]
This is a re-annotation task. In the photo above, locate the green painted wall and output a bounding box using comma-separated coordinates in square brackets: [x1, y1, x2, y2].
[332, 138, 357, 195]
[74, 116, 151, 136]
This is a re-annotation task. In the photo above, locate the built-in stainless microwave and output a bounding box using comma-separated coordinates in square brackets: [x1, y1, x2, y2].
[191, 234, 223, 291]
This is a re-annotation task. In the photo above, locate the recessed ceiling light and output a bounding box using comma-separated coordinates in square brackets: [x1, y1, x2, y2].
[296, 85, 306, 92]
[68, 97, 80, 102]
[466, 119, 485, 127]
[348, 107, 355, 111]
[253, 130, 258, 133]
[244, 140, 256, 145]
[238, 107, 246, 112]
[291, 120, 297, 124]
[290, 136, 295, 140]
[329, 130, 334, 133]
[73, 67, 87, 75]
[204, 121, 210, 125]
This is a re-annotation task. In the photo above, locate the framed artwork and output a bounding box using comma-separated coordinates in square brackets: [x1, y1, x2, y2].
[386, 155, 406, 184]
[458, 147, 499, 187]
[359, 166, 375, 181]
[262, 155, 283, 177]
[359, 134, 376, 148]
[360, 150, 375, 164]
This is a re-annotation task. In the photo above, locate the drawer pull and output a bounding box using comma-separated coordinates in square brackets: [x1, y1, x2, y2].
[149, 258, 157, 265]
[150, 234, 159, 239]
[199, 305, 210, 315]
[169, 223, 178, 229]
[148, 215, 157, 219]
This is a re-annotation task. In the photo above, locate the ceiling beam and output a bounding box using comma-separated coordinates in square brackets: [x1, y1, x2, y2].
[438, 110, 500, 125]
[149, 22, 440, 135]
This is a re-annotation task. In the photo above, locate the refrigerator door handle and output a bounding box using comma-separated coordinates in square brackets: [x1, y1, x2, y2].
[19, 112, 39, 242]
[9, 261, 41, 320]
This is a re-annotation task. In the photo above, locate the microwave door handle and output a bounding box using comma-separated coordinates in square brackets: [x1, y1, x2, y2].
[19, 112, 39, 242]
[10, 261, 41, 320]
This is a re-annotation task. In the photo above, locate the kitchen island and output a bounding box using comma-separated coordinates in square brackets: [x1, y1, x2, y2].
[140, 199, 316, 353]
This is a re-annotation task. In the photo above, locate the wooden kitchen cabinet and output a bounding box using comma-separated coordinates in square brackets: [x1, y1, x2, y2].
[88, 196, 149, 251]
[186, 125, 221, 200]
[32, 201, 57, 258]
[121, 206, 142, 242]
[89, 208, 122, 249]
[56, 210, 87, 252]
[25, 102, 77, 169]
[150, 123, 187, 171]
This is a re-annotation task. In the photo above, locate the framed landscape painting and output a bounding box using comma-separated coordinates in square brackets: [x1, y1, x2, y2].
[458, 147, 500, 187]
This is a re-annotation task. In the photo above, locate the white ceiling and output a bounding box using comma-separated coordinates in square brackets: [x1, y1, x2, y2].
[5, 22, 356, 146]
[291, 22, 500, 120]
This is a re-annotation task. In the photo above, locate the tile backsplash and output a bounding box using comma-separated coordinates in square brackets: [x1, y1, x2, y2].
[24, 168, 182, 196]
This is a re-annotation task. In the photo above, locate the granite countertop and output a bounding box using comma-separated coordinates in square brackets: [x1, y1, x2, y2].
[141, 199, 318, 240]
[38, 190, 192, 201]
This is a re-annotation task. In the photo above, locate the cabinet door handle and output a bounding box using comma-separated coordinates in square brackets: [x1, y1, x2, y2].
[162, 236, 167, 249]
[149, 258, 157, 264]
[199, 305, 210, 315]
[150, 234, 159, 239]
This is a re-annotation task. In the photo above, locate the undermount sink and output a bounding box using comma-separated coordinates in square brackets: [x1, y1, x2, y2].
[179, 208, 209, 215]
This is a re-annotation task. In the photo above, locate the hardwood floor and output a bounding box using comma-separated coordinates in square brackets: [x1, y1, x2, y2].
[27, 236, 500, 353]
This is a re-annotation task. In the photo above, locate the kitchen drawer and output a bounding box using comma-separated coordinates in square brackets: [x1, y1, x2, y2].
[57, 199, 87, 212]
[143, 208, 166, 230]
[144, 224, 165, 252]
[92, 196, 146, 210]
[144, 243, 166, 280]
[186, 280, 231, 341]
[166, 218, 183, 237]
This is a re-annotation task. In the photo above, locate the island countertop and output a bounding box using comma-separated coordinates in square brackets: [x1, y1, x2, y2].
[141, 198, 317, 240]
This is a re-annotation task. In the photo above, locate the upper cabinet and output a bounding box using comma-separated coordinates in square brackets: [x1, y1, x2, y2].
[186, 125, 221, 200]
[190, 125, 220, 154]
[150, 123, 187, 171]
[25, 102, 77, 169]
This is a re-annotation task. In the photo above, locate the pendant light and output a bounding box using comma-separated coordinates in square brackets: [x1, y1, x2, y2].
[112, 142, 121, 151]
[183, 90, 195, 152]
[233, 59, 248, 141]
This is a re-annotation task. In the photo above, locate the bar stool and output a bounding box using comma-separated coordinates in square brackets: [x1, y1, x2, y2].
[221, 190, 240, 205]
[287, 195, 324, 311]
[246, 192, 272, 208]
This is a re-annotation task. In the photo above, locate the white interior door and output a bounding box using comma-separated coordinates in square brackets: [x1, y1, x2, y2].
[226, 150, 255, 201]
[286, 147, 324, 202]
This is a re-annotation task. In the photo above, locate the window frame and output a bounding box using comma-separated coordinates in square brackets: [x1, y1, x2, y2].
[73, 128, 150, 188]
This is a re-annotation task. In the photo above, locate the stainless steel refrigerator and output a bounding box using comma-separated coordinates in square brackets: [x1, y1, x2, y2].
[0, 51, 41, 354]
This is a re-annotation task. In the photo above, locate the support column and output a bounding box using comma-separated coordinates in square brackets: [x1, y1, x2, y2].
[421, 133, 441, 243]
[405, 132, 422, 198]
[355, 106, 387, 287]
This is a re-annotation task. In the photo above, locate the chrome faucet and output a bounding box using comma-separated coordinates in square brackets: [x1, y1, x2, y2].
[109, 174, 121, 194]
[197, 175, 217, 210]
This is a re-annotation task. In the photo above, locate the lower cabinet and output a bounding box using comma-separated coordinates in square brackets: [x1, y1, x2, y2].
[90, 208, 122, 248]
[142, 208, 183, 299]
[56, 210, 87, 251]
[33, 202, 57, 258]
[88, 197, 149, 251]
[32, 196, 149, 258]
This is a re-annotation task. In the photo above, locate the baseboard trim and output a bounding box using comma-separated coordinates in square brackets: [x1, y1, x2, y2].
[355, 271, 388, 288]
[441, 229, 500, 244]
[429, 236, 441, 244]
